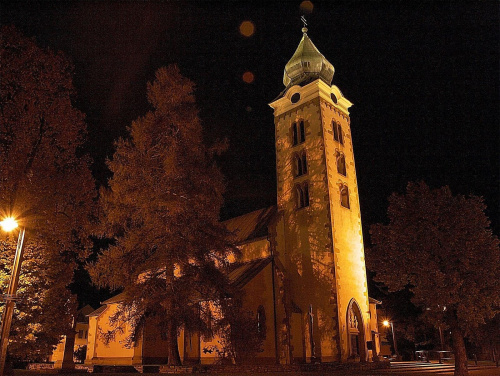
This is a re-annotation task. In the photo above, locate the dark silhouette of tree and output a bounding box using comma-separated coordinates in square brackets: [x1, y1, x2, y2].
[0, 26, 96, 360]
[368, 182, 500, 376]
[91, 65, 235, 365]
[213, 298, 264, 364]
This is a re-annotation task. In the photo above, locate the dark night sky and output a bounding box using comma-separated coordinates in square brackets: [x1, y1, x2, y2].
[2, 1, 499, 236]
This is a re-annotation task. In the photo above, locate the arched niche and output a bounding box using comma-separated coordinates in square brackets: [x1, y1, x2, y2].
[346, 299, 367, 362]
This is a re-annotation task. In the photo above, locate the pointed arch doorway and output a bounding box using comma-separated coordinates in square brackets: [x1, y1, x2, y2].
[347, 299, 366, 361]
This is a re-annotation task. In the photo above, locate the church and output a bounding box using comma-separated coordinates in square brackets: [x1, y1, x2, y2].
[70, 25, 383, 366]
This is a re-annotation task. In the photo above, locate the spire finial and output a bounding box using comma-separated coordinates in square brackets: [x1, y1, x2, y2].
[301, 15, 308, 34]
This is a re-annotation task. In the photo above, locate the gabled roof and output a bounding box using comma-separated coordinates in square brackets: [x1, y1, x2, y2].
[101, 292, 126, 305]
[227, 257, 273, 290]
[87, 305, 107, 317]
[223, 206, 276, 244]
[76, 305, 95, 323]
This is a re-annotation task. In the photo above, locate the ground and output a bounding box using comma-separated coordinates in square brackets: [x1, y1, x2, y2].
[12, 361, 500, 376]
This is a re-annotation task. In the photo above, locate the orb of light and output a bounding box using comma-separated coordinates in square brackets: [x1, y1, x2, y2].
[242, 71, 255, 83]
[0, 217, 18, 232]
[300, 1, 314, 14]
[239, 21, 255, 37]
[383, 320, 390, 327]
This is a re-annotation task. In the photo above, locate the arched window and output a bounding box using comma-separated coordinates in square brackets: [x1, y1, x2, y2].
[293, 151, 308, 178]
[296, 185, 304, 208]
[337, 153, 346, 176]
[257, 305, 267, 339]
[301, 152, 308, 174]
[332, 121, 339, 141]
[292, 122, 298, 146]
[296, 183, 310, 209]
[333, 121, 343, 145]
[299, 121, 305, 143]
[340, 185, 350, 209]
[294, 153, 303, 177]
[303, 183, 309, 207]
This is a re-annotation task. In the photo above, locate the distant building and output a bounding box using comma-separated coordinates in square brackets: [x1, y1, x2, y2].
[49, 305, 94, 366]
[84, 25, 382, 365]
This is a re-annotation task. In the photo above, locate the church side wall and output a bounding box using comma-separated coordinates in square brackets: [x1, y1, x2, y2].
[238, 238, 271, 262]
[240, 262, 277, 363]
[199, 263, 278, 364]
[85, 316, 98, 364]
[87, 304, 136, 365]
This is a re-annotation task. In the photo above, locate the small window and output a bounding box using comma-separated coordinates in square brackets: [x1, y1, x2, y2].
[331, 93, 338, 104]
[294, 154, 302, 177]
[85, 330, 88, 339]
[303, 183, 309, 207]
[292, 123, 298, 146]
[292, 121, 305, 145]
[257, 305, 267, 339]
[340, 185, 350, 209]
[299, 121, 305, 143]
[78, 330, 84, 339]
[333, 122, 343, 145]
[337, 153, 346, 176]
[301, 152, 308, 174]
[291, 93, 301, 103]
[296, 182, 310, 209]
[296, 185, 304, 208]
[294, 151, 308, 177]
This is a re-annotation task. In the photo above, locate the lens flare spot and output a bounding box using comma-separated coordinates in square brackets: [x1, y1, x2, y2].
[300, 1, 314, 14]
[0, 217, 18, 232]
[239, 21, 255, 37]
[242, 71, 255, 83]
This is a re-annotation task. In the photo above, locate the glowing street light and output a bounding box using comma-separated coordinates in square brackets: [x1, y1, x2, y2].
[0, 217, 26, 376]
[0, 218, 18, 232]
[383, 320, 400, 359]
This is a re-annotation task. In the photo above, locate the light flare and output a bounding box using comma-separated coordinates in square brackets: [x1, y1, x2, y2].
[0, 217, 18, 232]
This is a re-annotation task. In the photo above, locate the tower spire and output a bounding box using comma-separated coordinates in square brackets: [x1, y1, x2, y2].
[282, 19, 334, 88]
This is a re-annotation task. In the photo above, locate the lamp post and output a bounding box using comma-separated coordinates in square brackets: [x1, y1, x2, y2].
[383, 320, 399, 360]
[0, 218, 25, 376]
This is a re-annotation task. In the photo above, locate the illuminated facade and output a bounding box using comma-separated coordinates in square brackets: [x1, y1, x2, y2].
[269, 26, 375, 362]
[82, 27, 380, 366]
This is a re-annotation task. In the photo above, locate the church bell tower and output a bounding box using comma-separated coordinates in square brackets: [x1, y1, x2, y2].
[269, 25, 370, 363]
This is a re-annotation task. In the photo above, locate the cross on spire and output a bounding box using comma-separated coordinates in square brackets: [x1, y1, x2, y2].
[301, 16, 308, 34]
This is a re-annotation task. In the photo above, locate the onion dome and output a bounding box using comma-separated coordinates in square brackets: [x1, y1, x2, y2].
[283, 27, 334, 88]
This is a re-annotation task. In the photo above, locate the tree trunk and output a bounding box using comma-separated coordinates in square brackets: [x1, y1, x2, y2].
[451, 323, 468, 376]
[165, 265, 181, 366]
[167, 319, 182, 365]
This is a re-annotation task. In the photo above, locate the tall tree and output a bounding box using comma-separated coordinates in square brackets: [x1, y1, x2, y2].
[0, 26, 96, 359]
[91, 65, 235, 365]
[368, 182, 500, 376]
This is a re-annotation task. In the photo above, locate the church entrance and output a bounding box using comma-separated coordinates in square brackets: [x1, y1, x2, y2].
[347, 299, 366, 361]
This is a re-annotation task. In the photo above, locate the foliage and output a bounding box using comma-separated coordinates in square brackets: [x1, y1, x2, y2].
[0, 26, 96, 360]
[204, 298, 264, 364]
[368, 182, 500, 375]
[90, 65, 236, 365]
[74, 345, 87, 364]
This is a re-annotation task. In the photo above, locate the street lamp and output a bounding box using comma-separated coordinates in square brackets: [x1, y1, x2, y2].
[383, 320, 400, 360]
[0, 217, 26, 376]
